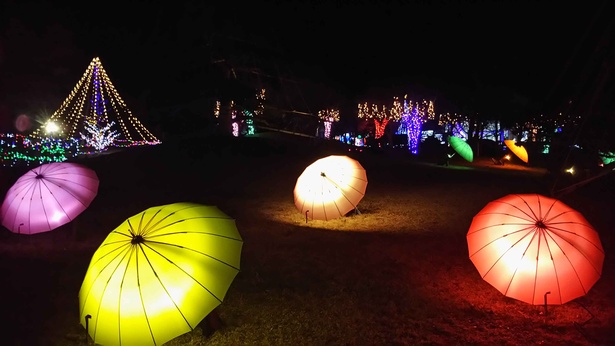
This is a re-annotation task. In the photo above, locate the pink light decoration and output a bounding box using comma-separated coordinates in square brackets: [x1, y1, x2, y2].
[0, 162, 99, 234]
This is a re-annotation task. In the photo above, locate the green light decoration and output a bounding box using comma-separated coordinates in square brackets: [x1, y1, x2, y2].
[599, 151, 615, 165]
[448, 136, 474, 162]
[0, 133, 79, 167]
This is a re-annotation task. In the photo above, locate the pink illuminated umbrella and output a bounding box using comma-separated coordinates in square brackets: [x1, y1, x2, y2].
[1, 162, 99, 235]
[467, 194, 604, 305]
[294, 155, 367, 221]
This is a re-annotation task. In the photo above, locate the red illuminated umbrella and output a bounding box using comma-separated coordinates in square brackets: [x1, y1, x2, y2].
[0, 162, 99, 235]
[294, 155, 367, 221]
[467, 194, 604, 305]
[504, 139, 528, 163]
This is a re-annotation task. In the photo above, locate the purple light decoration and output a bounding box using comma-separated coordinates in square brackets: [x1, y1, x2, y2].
[91, 65, 105, 123]
[406, 101, 422, 154]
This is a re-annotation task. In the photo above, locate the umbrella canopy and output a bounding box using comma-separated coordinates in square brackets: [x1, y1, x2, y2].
[467, 194, 604, 305]
[294, 155, 367, 221]
[0, 162, 99, 235]
[79, 202, 243, 346]
[504, 139, 529, 163]
[448, 136, 473, 162]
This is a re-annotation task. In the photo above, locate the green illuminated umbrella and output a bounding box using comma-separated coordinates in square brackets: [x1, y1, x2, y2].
[79, 203, 243, 346]
[448, 136, 473, 162]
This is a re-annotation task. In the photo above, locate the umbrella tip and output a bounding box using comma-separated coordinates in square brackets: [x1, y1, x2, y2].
[35, 174, 44, 179]
[131, 235, 145, 244]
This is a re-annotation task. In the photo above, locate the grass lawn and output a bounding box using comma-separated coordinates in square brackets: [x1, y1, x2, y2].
[0, 131, 613, 345]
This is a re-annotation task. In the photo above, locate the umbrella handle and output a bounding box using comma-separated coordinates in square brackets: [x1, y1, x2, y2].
[85, 314, 91, 343]
[543, 291, 551, 315]
[305, 210, 309, 223]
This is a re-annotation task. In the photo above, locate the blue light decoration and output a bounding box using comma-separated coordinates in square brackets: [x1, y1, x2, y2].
[452, 122, 468, 140]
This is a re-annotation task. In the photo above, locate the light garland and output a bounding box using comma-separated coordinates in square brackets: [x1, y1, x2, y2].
[29, 57, 161, 147]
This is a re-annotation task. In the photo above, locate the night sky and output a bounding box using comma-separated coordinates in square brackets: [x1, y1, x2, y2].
[0, 0, 612, 130]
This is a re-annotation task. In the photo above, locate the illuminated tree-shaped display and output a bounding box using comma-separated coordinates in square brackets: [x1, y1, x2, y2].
[358, 103, 391, 139]
[80, 118, 120, 151]
[30, 57, 161, 147]
[318, 108, 340, 139]
[395, 96, 433, 154]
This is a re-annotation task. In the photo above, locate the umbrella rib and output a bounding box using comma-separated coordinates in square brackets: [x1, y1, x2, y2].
[544, 225, 603, 288]
[541, 232, 564, 304]
[493, 200, 540, 223]
[84, 243, 132, 344]
[478, 225, 535, 277]
[502, 227, 540, 298]
[141, 216, 236, 237]
[134, 244, 159, 345]
[546, 222, 605, 253]
[322, 175, 363, 217]
[38, 179, 71, 225]
[146, 240, 241, 272]
[1, 175, 37, 233]
[139, 243, 195, 330]
[469, 221, 536, 237]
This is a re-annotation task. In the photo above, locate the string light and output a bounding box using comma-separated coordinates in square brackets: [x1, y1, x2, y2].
[29, 57, 161, 147]
[318, 108, 340, 139]
[0, 133, 80, 167]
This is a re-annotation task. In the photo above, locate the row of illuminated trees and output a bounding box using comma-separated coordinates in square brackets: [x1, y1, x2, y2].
[213, 87, 601, 162]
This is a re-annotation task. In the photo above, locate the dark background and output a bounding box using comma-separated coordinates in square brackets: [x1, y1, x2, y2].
[0, 0, 612, 132]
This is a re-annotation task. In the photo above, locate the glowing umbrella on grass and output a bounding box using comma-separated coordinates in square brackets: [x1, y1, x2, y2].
[467, 194, 604, 305]
[0, 162, 99, 234]
[294, 155, 368, 221]
[79, 202, 243, 346]
[504, 139, 528, 163]
[448, 136, 473, 162]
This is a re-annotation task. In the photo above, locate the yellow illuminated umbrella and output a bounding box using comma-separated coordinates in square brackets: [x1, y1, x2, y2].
[79, 203, 243, 346]
[504, 139, 529, 163]
[294, 155, 368, 221]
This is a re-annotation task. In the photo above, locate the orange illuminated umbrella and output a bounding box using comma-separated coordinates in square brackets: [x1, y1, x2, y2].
[294, 155, 367, 221]
[467, 194, 604, 305]
[504, 140, 528, 163]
